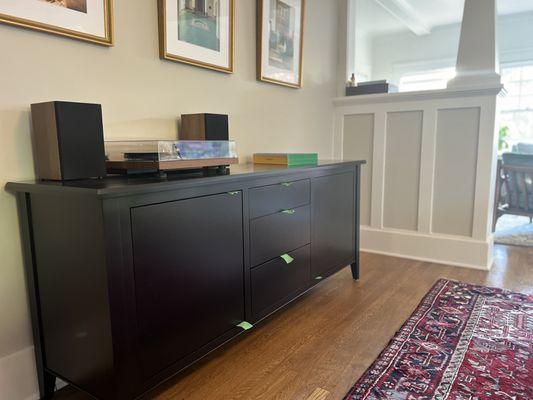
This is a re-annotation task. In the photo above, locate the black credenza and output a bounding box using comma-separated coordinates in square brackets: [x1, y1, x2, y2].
[7, 160, 364, 400]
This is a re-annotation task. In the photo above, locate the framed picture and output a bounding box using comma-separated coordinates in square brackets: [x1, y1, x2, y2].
[0, 0, 113, 46]
[158, 0, 234, 73]
[257, 0, 305, 88]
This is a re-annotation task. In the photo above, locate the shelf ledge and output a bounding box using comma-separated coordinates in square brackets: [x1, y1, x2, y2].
[333, 84, 504, 107]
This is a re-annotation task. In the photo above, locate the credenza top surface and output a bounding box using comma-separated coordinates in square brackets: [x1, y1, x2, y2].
[6, 160, 365, 199]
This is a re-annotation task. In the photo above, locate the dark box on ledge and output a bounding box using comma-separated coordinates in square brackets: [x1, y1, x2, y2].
[346, 81, 398, 96]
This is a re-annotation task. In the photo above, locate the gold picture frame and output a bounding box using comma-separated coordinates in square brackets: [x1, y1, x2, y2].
[0, 1, 114, 46]
[158, 0, 235, 74]
[257, 0, 305, 88]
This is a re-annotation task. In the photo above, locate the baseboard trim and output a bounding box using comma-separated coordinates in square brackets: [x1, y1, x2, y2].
[361, 227, 493, 270]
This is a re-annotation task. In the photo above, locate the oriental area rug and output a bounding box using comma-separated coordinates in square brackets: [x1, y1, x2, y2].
[344, 279, 532, 399]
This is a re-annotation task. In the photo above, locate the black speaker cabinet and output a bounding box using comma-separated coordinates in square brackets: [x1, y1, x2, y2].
[31, 101, 106, 181]
[180, 113, 229, 141]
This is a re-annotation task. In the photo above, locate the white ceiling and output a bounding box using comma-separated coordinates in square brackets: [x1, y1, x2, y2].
[357, 0, 533, 37]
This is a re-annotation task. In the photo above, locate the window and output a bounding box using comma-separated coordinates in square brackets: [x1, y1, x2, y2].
[500, 64, 533, 149]
[399, 68, 456, 92]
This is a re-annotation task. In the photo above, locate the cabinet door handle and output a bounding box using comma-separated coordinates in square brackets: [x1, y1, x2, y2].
[227, 191, 240, 196]
[281, 209, 296, 215]
[280, 254, 294, 264]
[281, 182, 293, 187]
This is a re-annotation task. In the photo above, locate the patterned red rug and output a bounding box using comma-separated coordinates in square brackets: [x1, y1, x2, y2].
[344, 279, 532, 399]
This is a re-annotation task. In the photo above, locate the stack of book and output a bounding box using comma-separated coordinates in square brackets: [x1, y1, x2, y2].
[253, 153, 318, 166]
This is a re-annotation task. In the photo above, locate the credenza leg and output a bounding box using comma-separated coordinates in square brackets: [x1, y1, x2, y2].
[40, 371, 56, 399]
[350, 262, 360, 281]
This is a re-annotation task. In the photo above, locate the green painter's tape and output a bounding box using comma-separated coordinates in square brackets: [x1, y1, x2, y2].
[237, 321, 253, 331]
[281, 254, 294, 264]
[281, 182, 293, 187]
[228, 191, 240, 196]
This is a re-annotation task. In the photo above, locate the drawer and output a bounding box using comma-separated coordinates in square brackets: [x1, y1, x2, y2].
[251, 245, 310, 319]
[250, 205, 310, 266]
[249, 179, 310, 219]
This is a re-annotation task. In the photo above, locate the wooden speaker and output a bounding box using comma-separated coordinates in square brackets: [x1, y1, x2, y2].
[31, 101, 106, 181]
[180, 113, 229, 141]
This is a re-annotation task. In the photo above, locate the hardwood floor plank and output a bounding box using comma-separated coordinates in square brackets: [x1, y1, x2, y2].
[305, 388, 330, 400]
[54, 245, 533, 400]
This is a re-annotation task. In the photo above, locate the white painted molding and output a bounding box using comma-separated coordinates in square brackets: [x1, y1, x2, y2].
[374, 0, 431, 36]
[361, 226, 494, 270]
[417, 107, 437, 233]
[472, 98, 498, 240]
[370, 111, 386, 229]
[447, 72, 502, 90]
[333, 85, 503, 107]
[335, 87, 500, 270]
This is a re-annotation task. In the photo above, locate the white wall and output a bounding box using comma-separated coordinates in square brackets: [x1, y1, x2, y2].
[0, 1, 342, 398]
[372, 24, 460, 85]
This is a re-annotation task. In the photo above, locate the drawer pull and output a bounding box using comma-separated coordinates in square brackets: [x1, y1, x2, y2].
[280, 254, 294, 264]
[227, 191, 240, 196]
[281, 182, 293, 187]
[281, 209, 296, 215]
[237, 321, 253, 331]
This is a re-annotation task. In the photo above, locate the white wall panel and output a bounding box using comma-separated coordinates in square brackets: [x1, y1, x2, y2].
[433, 107, 480, 237]
[383, 111, 423, 231]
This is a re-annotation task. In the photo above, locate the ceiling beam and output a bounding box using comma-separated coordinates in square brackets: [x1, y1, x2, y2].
[374, 0, 432, 35]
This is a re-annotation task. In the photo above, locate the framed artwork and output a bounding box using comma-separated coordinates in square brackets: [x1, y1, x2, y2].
[158, 0, 235, 73]
[257, 0, 305, 88]
[0, 0, 113, 46]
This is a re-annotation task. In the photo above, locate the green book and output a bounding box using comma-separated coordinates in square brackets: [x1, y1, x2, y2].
[253, 153, 318, 166]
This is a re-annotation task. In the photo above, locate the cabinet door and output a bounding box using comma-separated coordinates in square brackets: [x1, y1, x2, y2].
[311, 172, 355, 279]
[131, 192, 244, 379]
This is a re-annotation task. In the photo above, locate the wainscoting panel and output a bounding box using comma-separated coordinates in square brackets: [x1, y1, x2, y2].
[333, 86, 502, 269]
[383, 111, 423, 231]
[433, 107, 480, 237]
[343, 114, 374, 226]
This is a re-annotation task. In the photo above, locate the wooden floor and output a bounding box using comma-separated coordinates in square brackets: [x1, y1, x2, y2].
[56, 245, 533, 400]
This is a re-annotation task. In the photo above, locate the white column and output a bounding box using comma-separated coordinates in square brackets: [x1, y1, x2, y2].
[447, 0, 501, 89]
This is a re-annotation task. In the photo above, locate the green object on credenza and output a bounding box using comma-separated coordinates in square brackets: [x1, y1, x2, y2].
[253, 153, 318, 166]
